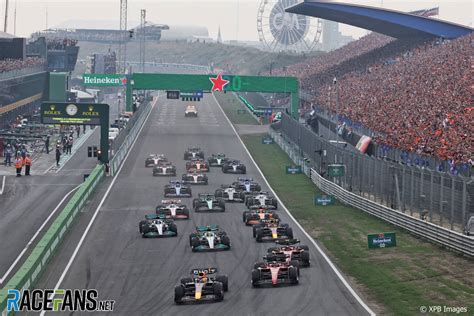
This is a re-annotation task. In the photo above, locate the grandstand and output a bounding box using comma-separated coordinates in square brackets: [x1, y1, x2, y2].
[271, 3, 473, 173]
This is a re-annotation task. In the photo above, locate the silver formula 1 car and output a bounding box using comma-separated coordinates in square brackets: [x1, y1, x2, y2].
[184, 147, 205, 160]
[154, 199, 190, 219]
[145, 154, 167, 167]
[215, 185, 246, 202]
[139, 214, 178, 238]
[222, 160, 246, 174]
[153, 161, 177, 176]
[164, 180, 192, 197]
[245, 192, 278, 210]
[193, 194, 225, 212]
[189, 225, 231, 252]
[208, 153, 228, 167]
[182, 172, 208, 185]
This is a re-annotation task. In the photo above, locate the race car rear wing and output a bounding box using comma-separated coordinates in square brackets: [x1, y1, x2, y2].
[161, 199, 182, 204]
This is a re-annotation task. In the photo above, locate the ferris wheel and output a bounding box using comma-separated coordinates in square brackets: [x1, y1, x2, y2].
[257, 0, 322, 53]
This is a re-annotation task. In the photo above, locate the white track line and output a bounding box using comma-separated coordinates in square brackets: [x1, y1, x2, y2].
[0, 184, 81, 285]
[40, 98, 157, 316]
[213, 93, 375, 316]
[0, 175, 5, 195]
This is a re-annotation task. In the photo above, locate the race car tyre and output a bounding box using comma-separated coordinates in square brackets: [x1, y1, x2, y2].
[255, 184, 262, 192]
[221, 235, 231, 247]
[272, 199, 278, 209]
[181, 208, 190, 218]
[289, 267, 299, 284]
[141, 224, 150, 236]
[253, 224, 264, 237]
[215, 189, 224, 198]
[216, 275, 229, 292]
[280, 223, 289, 228]
[242, 211, 250, 222]
[172, 170, 176, 176]
[286, 227, 294, 239]
[238, 192, 246, 201]
[251, 269, 260, 287]
[213, 282, 224, 301]
[192, 199, 199, 210]
[290, 260, 300, 276]
[253, 262, 266, 269]
[300, 245, 310, 251]
[174, 285, 185, 304]
[301, 251, 310, 266]
[218, 199, 226, 210]
[180, 277, 193, 285]
[204, 178, 208, 185]
[169, 223, 178, 234]
[139, 220, 147, 234]
[256, 228, 264, 242]
[184, 154, 189, 160]
[191, 237, 200, 251]
[241, 166, 246, 174]
[222, 166, 227, 173]
[189, 233, 197, 246]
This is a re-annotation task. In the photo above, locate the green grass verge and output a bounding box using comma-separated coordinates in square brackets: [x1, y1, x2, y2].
[241, 133, 474, 316]
[214, 92, 259, 125]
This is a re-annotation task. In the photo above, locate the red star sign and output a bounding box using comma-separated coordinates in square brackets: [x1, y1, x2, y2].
[209, 73, 229, 92]
[121, 77, 127, 85]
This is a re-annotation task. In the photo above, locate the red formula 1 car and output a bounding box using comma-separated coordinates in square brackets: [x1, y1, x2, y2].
[242, 208, 279, 226]
[186, 158, 210, 173]
[267, 239, 310, 267]
[251, 258, 299, 287]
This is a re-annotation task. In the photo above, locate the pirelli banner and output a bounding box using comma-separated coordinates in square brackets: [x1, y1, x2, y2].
[40, 102, 108, 125]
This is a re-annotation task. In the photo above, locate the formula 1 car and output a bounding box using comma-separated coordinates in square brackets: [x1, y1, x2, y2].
[185, 105, 198, 117]
[186, 158, 209, 172]
[189, 225, 231, 252]
[175, 268, 228, 304]
[152, 161, 177, 176]
[164, 180, 192, 197]
[267, 239, 310, 267]
[145, 154, 167, 167]
[182, 172, 208, 185]
[253, 219, 293, 242]
[208, 153, 228, 167]
[154, 199, 190, 219]
[231, 178, 261, 194]
[222, 160, 246, 174]
[139, 214, 178, 238]
[193, 194, 225, 212]
[251, 259, 299, 287]
[242, 208, 280, 226]
[184, 147, 205, 160]
[245, 192, 278, 210]
[215, 185, 246, 202]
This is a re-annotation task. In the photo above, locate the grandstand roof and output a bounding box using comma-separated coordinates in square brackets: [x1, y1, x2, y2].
[286, 1, 473, 39]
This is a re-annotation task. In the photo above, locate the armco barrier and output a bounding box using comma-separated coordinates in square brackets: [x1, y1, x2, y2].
[0, 164, 104, 315]
[110, 99, 152, 176]
[269, 130, 474, 257]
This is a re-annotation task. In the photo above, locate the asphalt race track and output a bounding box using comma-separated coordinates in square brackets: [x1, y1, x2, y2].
[34, 94, 370, 315]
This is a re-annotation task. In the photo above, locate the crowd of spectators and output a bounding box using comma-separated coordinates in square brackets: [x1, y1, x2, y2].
[272, 32, 473, 167]
[0, 57, 45, 73]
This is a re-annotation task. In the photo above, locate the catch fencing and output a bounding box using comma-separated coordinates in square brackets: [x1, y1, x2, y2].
[269, 128, 474, 257]
[272, 113, 473, 233]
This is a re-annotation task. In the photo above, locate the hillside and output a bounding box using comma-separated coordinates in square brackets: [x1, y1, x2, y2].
[74, 41, 323, 76]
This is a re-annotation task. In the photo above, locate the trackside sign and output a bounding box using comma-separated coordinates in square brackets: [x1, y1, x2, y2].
[82, 74, 127, 87]
[368, 232, 397, 249]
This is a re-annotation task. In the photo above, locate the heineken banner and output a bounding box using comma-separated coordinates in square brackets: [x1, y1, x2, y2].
[367, 232, 397, 249]
[83, 74, 127, 87]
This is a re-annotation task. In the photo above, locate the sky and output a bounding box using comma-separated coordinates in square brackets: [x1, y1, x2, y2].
[2, 0, 473, 40]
